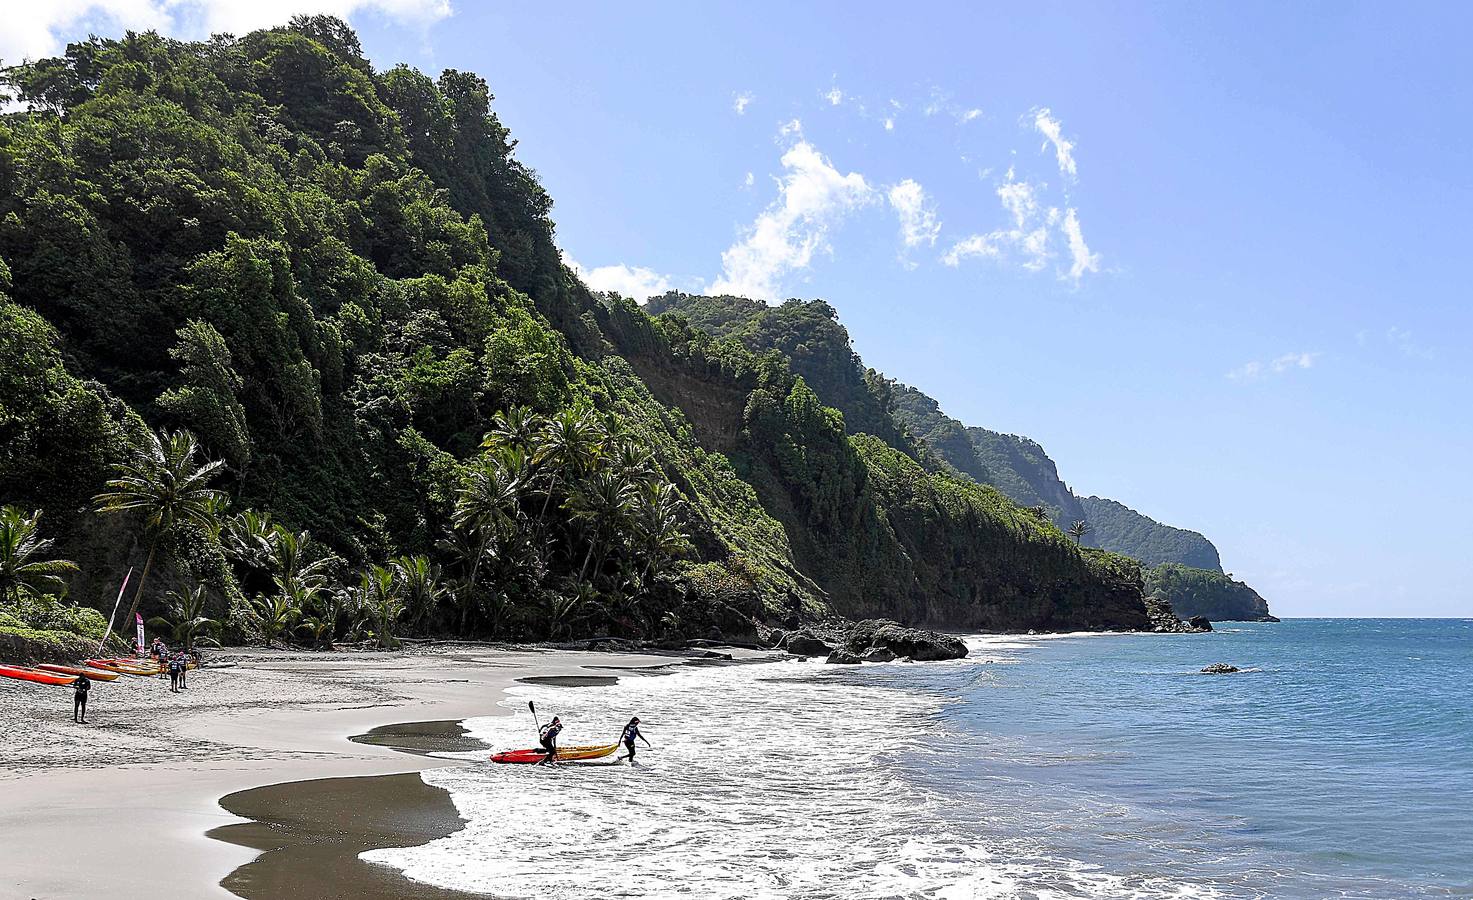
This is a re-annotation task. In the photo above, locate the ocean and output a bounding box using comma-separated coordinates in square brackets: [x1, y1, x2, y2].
[365, 619, 1473, 898]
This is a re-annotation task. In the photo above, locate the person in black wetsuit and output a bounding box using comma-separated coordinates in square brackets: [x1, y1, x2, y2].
[618, 716, 650, 762]
[168, 654, 182, 692]
[73, 673, 91, 723]
[538, 716, 563, 765]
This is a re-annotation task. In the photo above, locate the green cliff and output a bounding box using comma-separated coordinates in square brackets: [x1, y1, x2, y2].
[0, 19, 1169, 644]
[1144, 564, 1276, 622]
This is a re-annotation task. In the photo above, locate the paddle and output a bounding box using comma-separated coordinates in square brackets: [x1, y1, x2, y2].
[528, 700, 542, 734]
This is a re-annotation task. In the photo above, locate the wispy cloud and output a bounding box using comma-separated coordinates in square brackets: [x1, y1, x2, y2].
[0, 0, 450, 63]
[1386, 326, 1436, 360]
[944, 170, 1101, 283]
[1227, 351, 1320, 381]
[888, 179, 941, 253]
[823, 86, 844, 106]
[732, 91, 754, 115]
[564, 254, 674, 304]
[1032, 107, 1077, 179]
[711, 137, 875, 301]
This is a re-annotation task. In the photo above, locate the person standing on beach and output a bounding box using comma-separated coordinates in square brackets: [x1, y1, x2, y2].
[176, 652, 188, 690]
[73, 672, 91, 723]
[618, 716, 650, 763]
[538, 716, 563, 765]
[168, 654, 181, 692]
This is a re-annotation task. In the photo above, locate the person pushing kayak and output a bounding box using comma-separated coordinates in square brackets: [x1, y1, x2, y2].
[618, 716, 650, 762]
[538, 716, 563, 765]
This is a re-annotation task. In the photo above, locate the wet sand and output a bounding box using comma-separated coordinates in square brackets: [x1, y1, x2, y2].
[211, 772, 482, 900]
[0, 645, 779, 898]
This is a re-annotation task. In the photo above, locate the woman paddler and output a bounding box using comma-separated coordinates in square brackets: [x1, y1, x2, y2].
[538, 716, 563, 765]
[618, 716, 651, 762]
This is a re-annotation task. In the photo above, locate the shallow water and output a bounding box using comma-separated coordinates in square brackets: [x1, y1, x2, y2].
[365, 619, 1473, 899]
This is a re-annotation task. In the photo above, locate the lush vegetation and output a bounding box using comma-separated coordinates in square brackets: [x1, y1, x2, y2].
[1080, 497, 1222, 571]
[1144, 563, 1274, 622]
[0, 18, 1177, 650]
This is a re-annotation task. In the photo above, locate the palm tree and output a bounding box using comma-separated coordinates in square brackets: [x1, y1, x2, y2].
[437, 524, 489, 636]
[146, 584, 221, 650]
[93, 429, 225, 641]
[355, 564, 407, 650]
[1067, 519, 1093, 545]
[452, 460, 524, 634]
[533, 406, 600, 524]
[566, 469, 636, 582]
[251, 592, 302, 645]
[0, 506, 78, 604]
[632, 482, 690, 585]
[481, 405, 543, 454]
[223, 509, 276, 573]
[268, 526, 334, 599]
[393, 554, 446, 632]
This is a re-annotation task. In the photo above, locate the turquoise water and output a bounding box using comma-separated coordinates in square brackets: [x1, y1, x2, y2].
[373, 619, 1471, 898]
[898, 619, 1473, 897]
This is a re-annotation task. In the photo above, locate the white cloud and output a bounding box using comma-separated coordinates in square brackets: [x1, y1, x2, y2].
[743, 171, 754, 188]
[778, 118, 803, 138]
[944, 171, 1100, 284]
[732, 91, 753, 115]
[1062, 208, 1099, 281]
[824, 87, 844, 106]
[959, 107, 982, 123]
[1032, 107, 1077, 179]
[564, 254, 673, 304]
[883, 117, 895, 131]
[888, 179, 941, 250]
[0, 0, 449, 63]
[711, 139, 875, 301]
[1228, 351, 1320, 381]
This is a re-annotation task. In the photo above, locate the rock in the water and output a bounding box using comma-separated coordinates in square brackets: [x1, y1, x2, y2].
[1200, 662, 1240, 674]
[844, 619, 967, 661]
[1188, 615, 1213, 632]
[861, 647, 897, 663]
[824, 649, 862, 664]
[785, 630, 835, 657]
[766, 628, 788, 650]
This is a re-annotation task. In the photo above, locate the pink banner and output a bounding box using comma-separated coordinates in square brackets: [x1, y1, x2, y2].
[136, 613, 145, 655]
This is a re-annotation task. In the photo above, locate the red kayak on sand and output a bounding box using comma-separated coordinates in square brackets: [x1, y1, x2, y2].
[0, 664, 78, 686]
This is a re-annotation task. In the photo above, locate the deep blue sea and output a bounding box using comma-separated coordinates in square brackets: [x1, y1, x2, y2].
[371, 619, 1472, 899]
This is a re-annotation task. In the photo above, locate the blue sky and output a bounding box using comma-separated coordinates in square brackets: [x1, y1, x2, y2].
[13, 2, 1472, 617]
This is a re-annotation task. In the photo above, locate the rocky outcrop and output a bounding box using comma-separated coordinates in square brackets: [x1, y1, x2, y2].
[824, 649, 861, 664]
[1144, 596, 1212, 633]
[782, 630, 836, 657]
[843, 619, 967, 661]
[1144, 564, 1275, 622]
[1200, 662, 1240, 674]
[860, 647, 896, 663]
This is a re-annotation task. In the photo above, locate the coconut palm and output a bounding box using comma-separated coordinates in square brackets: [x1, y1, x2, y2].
[1067, 519, 1093, 545]
[223, 509, 276, 573]
[93, 429, 225, 639]
[393, 554, 446, 632]
[533, 406, 600, 523]
[481, 405, 543, 454]
[354, 564, 407, 650]
[268, 526, 334, 598]
[251, 592, 302, 645]
[0, 506, 77, 604]
[566, 469, 636, 582]
[451, 460, 524, 634]
[631, 482, 690, 585]
[146, 584, 221, 650]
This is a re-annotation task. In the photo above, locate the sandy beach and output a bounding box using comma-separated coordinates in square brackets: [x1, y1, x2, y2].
[0, 644, 765, 899]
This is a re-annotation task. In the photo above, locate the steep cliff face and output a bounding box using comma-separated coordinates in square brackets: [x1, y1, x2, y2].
[1144, 564, 1276, 622]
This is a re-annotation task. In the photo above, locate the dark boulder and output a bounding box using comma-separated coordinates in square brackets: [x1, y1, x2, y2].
[861, 647, 896, 663]
[784, 630, 835, 657]
[824, 649, 862, 664]
[844, 619, 967, 662]
[1200, 662, 1240, 674]
[1188, 615, 1213, 632]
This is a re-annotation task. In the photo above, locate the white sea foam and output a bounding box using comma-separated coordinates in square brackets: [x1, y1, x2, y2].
[364, 654, 1217, 899]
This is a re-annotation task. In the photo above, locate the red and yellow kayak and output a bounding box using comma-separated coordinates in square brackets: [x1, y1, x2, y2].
[35, 664, 120, 682]
[0, 664, 78, 686]
[490, 743, 619, 764]
[85, 659, 163, 676]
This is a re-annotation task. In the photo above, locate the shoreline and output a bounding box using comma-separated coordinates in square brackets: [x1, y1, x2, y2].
[0, 644, 768, 899]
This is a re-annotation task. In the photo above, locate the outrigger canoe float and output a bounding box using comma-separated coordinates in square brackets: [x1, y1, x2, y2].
[35, 664, 121, 682]
[490, 743, 619, 764]
[0, 664, 78, 686]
